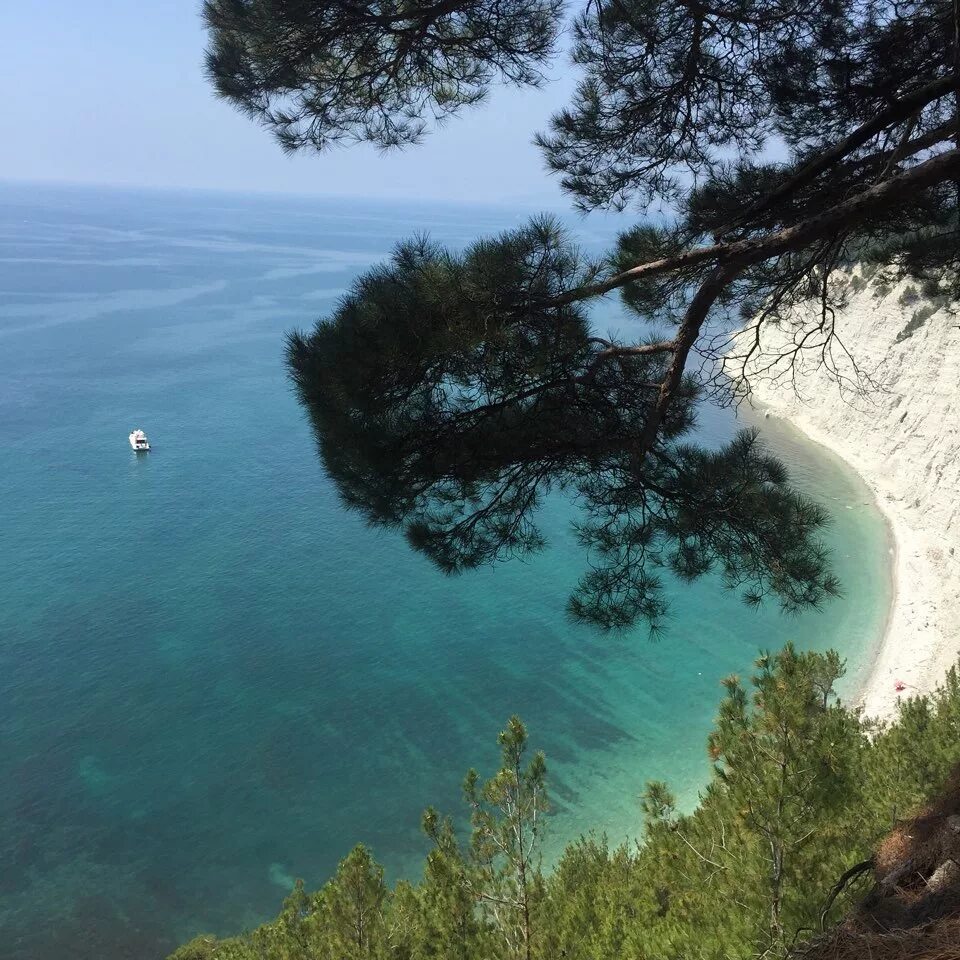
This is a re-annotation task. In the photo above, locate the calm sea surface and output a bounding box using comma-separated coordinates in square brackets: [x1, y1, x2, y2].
[0, 183, 890, 959]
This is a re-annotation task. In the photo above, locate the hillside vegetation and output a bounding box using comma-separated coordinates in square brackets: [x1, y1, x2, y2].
[170, 645, 960, 960]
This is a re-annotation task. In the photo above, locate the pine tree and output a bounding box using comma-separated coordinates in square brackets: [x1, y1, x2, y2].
[418, 810, 490, 959]
[204, 1, 959, 631]
[706, 645, 863, 956]
[166, 652, 960, 960]
[461, 716, 548, 960]
[319, 845, 390, 960]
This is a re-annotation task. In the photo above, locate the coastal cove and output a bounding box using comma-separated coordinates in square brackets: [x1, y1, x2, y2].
[0, 184, 892, 960]
[741, 274, 960, 722]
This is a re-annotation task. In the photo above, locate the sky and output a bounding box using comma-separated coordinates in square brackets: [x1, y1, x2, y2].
[0, 1, 583, 205]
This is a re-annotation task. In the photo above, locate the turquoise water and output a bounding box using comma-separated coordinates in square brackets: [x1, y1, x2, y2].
[0, 184, 890, 959]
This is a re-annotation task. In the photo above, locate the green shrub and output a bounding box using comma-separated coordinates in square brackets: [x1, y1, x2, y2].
[898, 284, 919, 306]
[897, 304, 938, 342]
[168, 650, 960, 960]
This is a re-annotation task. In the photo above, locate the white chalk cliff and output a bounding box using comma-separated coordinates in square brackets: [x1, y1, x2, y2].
[735, 268, 960, 720]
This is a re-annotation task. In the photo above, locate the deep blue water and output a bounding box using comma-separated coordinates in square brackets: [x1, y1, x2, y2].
[0, 183, 890, 959]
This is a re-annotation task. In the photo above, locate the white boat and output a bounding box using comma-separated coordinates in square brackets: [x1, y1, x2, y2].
[129, 429, 150, 452]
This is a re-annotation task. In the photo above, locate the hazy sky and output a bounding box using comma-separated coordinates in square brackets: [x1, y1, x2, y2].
[0, 1, 583, 205]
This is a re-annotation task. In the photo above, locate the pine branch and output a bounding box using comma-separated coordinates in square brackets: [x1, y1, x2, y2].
[546, 147, 960, 309]
[713, 73, 960, 239]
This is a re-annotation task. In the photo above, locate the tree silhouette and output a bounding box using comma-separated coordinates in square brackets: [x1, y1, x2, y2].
[205, 0, 959, 630]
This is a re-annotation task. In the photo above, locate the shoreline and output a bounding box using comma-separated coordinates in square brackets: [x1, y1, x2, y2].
[738, 275, 960, 722]
[793, 411, 949, 722]
[748, 400, 909, 720]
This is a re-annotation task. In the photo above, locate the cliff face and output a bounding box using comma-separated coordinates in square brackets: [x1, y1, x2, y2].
[736, 269, 960, 719]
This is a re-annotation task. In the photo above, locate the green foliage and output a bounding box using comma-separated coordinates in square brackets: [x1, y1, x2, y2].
[287, 213, 840, 631]
[856, 221, 960, 297]
[166, 936, 222, 960]
[203, 0, 562, 150]
[537, 0, 958, 226]
[168, 935, 257, 959]
[206, 0, 960, 632]
[191, 19, 959, 960]
[417, 812, 489, 959]
[898, 285, 919, 306]
[897, 305, 937, 342]
[610, 224, 687, 320]
[169, 650, 960, 960]
[849, 274, 867, 294]
[706, 647, 858, 953]
[461, 716, 548, 960]
[318, 845, 389, 959]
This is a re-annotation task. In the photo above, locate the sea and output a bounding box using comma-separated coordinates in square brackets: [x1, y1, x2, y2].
[0, 182, 891, 960]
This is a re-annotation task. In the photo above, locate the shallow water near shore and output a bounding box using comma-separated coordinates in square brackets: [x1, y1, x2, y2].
[0, 183, 890, 959]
